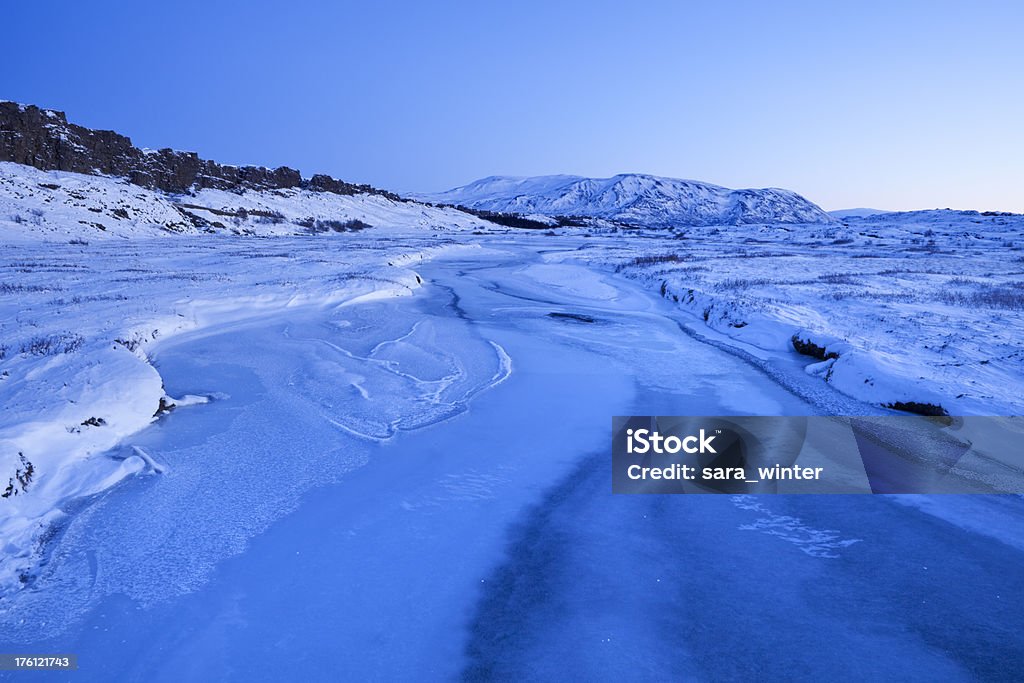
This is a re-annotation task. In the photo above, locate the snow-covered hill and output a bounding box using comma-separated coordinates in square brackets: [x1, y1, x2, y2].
[417, 174, 836, 226]
[0, 162, 491, 240]
[829, 207, 892, 219]
[842, 208, 1022, 227]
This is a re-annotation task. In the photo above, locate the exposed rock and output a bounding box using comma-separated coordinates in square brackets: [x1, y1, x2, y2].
[154, 396, 177, 417]
[791, 334, 840, 360]
[306, 173, 403, 201]
[0, 101, 394, 198]
[884, 401, 950, 418]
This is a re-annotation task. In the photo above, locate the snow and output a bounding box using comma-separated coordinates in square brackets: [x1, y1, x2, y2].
[416, 173, 836, 226]
[0, 222, 485, 591]
[0, 241, 820, 670]
[829, 207, 894, 218]
[540, 211, 1024, 416]
[0, 161, 1022, 678]
[0, 161, 491, 240]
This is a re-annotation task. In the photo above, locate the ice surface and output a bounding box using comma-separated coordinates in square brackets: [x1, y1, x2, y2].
[0, 231, 466, 591]
[0, 241, 815, 663]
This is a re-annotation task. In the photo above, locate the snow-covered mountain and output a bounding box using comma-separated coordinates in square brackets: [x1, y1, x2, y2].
[829, 207, 892, 219]
[418, 174, 836, 226]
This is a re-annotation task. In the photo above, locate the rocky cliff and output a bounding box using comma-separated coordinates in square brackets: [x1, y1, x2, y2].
[0, 102, 398, 199]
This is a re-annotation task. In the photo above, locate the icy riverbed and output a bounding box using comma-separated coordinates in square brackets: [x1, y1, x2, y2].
[1, 240, 1022, 681]
[0, 234, 484, 590]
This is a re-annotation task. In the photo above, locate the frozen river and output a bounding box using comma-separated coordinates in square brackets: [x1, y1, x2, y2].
[1, 242, 1022, 681]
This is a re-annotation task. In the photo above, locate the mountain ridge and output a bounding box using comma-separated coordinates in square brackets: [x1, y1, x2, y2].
[417, 173, 836, 226]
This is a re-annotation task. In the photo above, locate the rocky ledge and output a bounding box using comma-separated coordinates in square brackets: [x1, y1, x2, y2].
[0, 102, 399, 199]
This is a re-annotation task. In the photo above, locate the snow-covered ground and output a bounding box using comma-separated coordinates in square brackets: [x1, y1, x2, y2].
[1, 236, 1020, 682]
[3, 161, 1023, 595]
[547, 211, 1024, 416]
[0, 161, 490, 240]
[1, 160, 1023, 679]
[0, 161, 501, 590]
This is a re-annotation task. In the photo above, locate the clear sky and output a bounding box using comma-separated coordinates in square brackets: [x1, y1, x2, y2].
[3, 1, 1022, 211]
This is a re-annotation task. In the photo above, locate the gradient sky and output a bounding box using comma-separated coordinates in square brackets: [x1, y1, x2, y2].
[3, 1, 1022, 211]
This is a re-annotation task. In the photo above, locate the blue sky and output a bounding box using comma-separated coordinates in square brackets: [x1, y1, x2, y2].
[3, 1, 1022, 211]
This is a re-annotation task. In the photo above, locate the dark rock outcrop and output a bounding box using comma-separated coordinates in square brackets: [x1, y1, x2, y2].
[791, 333, 840, 360]
[0, 102, 399, 199]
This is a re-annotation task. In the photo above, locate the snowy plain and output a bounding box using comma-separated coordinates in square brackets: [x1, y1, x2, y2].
[559, 211, 1024, 417]
[0, 162, 1022, 680]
